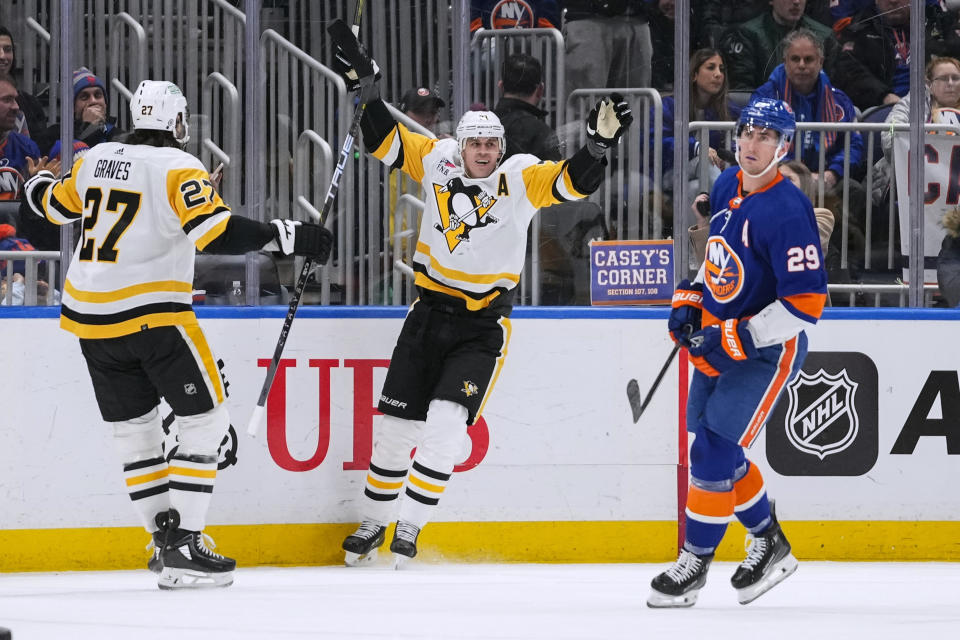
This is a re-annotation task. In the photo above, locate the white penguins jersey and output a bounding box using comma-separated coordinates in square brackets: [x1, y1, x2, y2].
[372, 124, 589, 311]
[29, 141, 231, 339]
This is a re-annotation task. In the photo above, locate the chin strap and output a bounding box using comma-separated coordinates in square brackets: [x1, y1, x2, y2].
[735, 144, 789, 179]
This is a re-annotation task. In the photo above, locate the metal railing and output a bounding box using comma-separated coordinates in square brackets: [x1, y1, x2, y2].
[0, 251, 61, 306]
[470, 28, 564, 128]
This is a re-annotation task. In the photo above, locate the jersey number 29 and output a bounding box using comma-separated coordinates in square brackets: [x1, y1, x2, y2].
[786, 244, 820, 272]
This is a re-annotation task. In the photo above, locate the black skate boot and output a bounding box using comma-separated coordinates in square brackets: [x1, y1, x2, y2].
[342, 520, 387, 566]
[647, 549, 714, 608]
[147, 511, 169, 574]
[158, 509, 235, 589]
[731, 503, 798, 604]
[389, 521, 420, 569]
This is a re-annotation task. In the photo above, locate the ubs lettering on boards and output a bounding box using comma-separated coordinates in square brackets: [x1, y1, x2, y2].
[766, 352, 878, 476]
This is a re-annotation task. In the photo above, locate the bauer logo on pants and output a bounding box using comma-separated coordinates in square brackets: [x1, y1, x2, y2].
[766, 352, 878, 476]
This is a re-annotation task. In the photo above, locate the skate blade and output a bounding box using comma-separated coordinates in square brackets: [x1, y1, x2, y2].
[736, 553, 798, 605]
[158, 567, 234, 590]
[344, 547, 379, 567]
[646, 588, 700, 608]
[392, 553, 412, 570]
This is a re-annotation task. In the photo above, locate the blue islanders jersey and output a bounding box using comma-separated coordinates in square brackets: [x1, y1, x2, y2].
[701, 167, 827, 327]
[0, 132, 40, 200]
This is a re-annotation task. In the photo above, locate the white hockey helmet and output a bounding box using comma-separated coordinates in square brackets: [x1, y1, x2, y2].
[130, 80, 190, 145]
[456, 110, 505, 157]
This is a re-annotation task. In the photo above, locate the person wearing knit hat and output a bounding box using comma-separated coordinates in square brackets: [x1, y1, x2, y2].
[35, 66, 124, 157]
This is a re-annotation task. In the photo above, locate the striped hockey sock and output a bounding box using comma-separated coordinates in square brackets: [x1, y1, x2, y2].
[399, 460, 452, 528]
[733, 461, 771, 533]
[168, 453, 217, 532]
[684, 482, 735, 555]
[122, 455, 170, 532]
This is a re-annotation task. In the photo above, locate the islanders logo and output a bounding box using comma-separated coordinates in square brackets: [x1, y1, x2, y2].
[704, 236, 744, 302]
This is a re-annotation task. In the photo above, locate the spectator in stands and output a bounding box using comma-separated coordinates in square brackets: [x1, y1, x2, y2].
[720, 0, 838, 92]
[398, 87, 445, 132]
[657, 49, 739, 194]
[752, 29, 862, 192]
[35, 67, 125, 156]
[881, 57, 960, 162]
[0, 76, 46, 200]
[779, 159, 835, 257]
[0, 210, 37, 275]
[470, 0, 560, 31]
[831, 0, 960, 111]
[938, 206, 960, 307]
[493, 53, 560, 162]
[0, 25, 47, 139]
[562, 1, 652, 104]
[650, 0, 677, 92]
[697, 0, 833, 49]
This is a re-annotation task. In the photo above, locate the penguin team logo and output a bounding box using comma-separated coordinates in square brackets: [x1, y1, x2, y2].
[433, 176, 498, 251]
[784, 369, 859, 460]
[461, 380, 480, 397]
[704, 236, 744, 302]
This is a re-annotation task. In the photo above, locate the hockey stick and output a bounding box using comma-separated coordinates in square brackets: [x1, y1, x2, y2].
[626, 324, 692, 423]
[246, 6, 370, 437]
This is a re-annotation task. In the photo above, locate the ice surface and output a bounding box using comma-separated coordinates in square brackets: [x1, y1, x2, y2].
[0, 561, 956, 639]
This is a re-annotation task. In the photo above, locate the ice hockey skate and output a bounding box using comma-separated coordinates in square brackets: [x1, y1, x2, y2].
[146, 511, 169, 574]
[390, 521, 420, 569]
[158, 510, 235, 589]
[342, 520, 387, 566]
[731, 504, 798, 604]
[647, 549, 714, 608]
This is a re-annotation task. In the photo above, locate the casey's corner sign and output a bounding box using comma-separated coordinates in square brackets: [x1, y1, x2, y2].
[589, 239, 673, 305]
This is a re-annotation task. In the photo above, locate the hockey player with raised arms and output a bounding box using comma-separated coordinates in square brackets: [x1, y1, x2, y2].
[649, 98, 827, 607]
[22, 80, 333, 589]
[332, 33, 632, 567]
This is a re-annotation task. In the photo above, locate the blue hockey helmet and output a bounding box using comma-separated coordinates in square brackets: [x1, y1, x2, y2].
[737, 98, 796, 147]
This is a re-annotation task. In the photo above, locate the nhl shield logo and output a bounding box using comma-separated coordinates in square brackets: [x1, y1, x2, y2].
[785, 369, 859, 460]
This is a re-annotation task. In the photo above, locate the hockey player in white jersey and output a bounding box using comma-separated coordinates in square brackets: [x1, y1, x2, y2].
[332, 36, 633, 567]
[23, 80, 333, 589]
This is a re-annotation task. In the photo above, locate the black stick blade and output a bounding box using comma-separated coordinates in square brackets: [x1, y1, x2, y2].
[626, 378, 643, 423]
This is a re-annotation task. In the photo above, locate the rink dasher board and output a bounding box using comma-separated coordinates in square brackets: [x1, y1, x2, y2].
[1, 306, 958, 569]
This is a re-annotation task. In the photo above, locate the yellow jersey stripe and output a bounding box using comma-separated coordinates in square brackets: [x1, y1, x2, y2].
[59, 311, 198, 339]
[64, 279, 193, 303]
[413, 273, 503, 311]
[50, 157, 86, 214]
[415, 241, 520, 286]
[194, 215, 230, 252]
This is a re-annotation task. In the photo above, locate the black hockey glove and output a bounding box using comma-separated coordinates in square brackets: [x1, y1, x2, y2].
[585, 93, 633, 157]
[333, 45, 381, 92]
[269, 219, 334, 264]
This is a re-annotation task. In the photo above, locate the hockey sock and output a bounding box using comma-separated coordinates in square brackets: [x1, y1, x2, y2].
[168, 453, 217, 532]
[123, 455, 170, 533]
[399, 460, 452, 528]
[362, 414, 421, 524]
[684, 479, 735, 554]
[733, 460, 771, 534]
[397, 399, 466, 528]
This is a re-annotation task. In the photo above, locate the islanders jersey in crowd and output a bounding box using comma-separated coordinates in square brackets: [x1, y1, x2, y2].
[0, 131, 40, 199]
[371, 123, 588, 313]
[31, 141, 230, 338]
[701, 166, 827, 327]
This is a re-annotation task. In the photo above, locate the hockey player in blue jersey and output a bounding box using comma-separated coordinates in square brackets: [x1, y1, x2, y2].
[648, 98, 827, 608]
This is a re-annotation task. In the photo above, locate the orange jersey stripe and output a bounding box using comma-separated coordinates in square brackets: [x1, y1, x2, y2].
[739, 336, 799, 447]
[734, 463, 765, 508]
[784, 292, 827, 321]
[686, 485, 736, 519]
